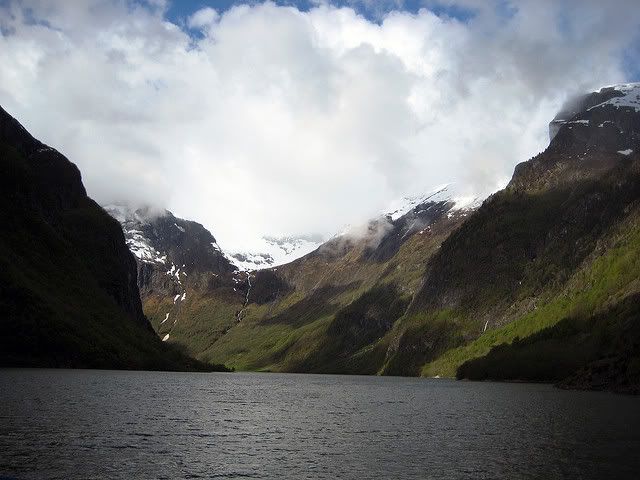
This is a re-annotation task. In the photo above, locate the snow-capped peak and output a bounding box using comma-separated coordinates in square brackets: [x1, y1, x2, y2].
[103, 204, 168, 264]
[549, 82, 640, 142]
[227, 234, 325, 271]
[588, 83, 640, 112]
[384, 183, 482, 221]
[228, 183, 484, 271]
[103, 203, 166, 226]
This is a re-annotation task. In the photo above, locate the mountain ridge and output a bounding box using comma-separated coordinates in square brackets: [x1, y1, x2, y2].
[107, 184, 476, 372]
[410, 83, 640, 391]
[22, 81, 638, 391]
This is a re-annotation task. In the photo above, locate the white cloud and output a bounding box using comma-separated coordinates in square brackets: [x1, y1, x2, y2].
[187, 7, 219, 30]
[0, 0, 637, 250]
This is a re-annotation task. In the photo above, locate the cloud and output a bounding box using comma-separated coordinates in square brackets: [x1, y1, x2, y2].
[187, 7, 219, 29]
[0, 0, 638, 250]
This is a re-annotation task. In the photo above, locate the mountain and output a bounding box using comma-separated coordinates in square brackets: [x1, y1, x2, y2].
[225, 186, 479, 272]
[0, 105, 215, 370]
[103, 204, 237, 290]
[407, 83, 640, 392]
[204, 189, 479, 374]
[109, 185, 477, 372]
[223, 184, 479, 272]
[105, 185, 478, 369]
[229, 234, 325, 271]
[107, 82, 640, 392]
[383, 183, 482, 221]
[103, 205, 252, 362]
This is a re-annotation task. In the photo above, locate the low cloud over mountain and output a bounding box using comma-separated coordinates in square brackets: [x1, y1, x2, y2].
[1, 0, 639, 250]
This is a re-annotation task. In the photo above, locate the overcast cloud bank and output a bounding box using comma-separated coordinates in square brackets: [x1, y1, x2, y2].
[1, 0, 638, 249]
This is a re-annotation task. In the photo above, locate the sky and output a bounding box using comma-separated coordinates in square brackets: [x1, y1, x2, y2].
[1, 0, 639, 251]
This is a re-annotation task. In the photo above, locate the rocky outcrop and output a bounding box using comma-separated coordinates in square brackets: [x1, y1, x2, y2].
[511, 84, 640, 193]
[104, 205, 237, 295]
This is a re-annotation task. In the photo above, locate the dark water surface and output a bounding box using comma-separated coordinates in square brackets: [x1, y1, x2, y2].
[0, 370, 639, 479]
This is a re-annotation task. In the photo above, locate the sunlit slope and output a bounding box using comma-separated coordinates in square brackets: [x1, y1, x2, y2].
[165, 202, 470, 372]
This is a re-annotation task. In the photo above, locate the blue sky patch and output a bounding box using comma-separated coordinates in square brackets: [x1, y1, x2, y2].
[163, 0, 476, 25]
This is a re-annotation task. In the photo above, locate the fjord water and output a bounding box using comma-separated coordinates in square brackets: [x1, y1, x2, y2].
[1, 370, 638, 479]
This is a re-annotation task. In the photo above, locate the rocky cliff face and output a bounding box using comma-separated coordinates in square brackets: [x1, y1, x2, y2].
[548, 84, 639, 141]
[104, 205, 237, 294]
[512, 83, 640, 192]
[0, 105, 210, 369]
[0, 105, 146, 325]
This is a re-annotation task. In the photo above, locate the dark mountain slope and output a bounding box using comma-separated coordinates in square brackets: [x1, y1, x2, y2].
[0, 106, 213, 370]
[390, 84, 640, 388]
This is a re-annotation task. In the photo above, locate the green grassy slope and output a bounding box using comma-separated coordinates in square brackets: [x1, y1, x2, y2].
[412, 160, 640, 386]
[456, 294, 640, 394]
[423, 202, 640, 380]
[191, 215, 466, 372]
[158, 150, 640, 388]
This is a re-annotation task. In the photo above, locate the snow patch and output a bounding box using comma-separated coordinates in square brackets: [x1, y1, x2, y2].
[162, 334, 170, 342]
[588, 83, 640, 112]
[228, 235, 324, 271]
[103, 205, 168, 264]
[567, 119, 590, 124]
[124, 231, 166, 263]
[384, 183, 482, 221]
[161, 312, 170, 324]
[618, 149, 633, 156]
[36, 147, 56, 154]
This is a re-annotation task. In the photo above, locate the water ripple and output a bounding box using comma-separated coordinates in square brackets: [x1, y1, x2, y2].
[0, 370, 639, 479]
